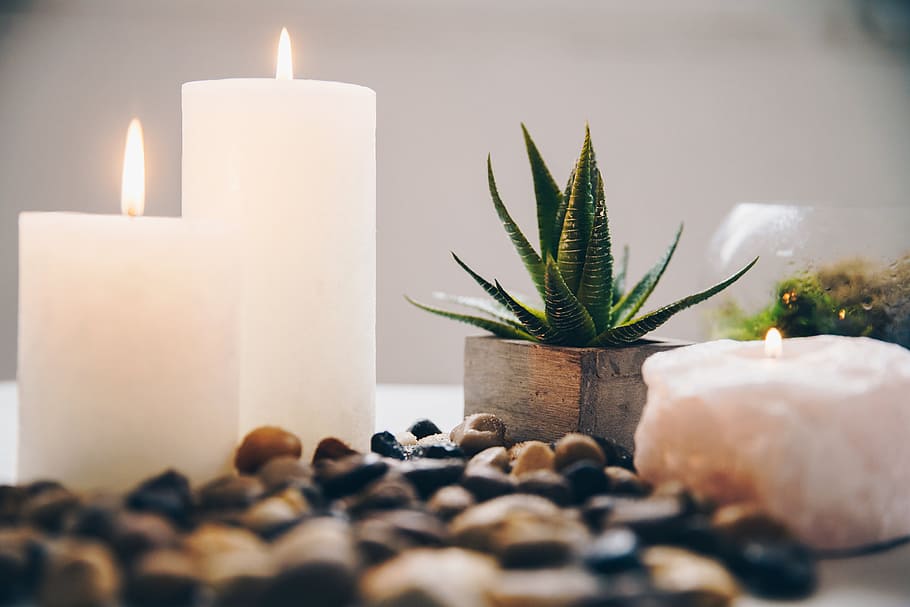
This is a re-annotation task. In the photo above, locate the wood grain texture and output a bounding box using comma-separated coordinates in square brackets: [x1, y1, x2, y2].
[463, 336, 688, 450]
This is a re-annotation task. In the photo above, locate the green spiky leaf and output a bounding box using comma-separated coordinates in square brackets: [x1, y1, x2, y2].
[522, 124, 563, 262]
[612, 224, 683, 324]
[557, 126, 596, 293]
[590, 257, 759, 346]
[576, 170, 614, 332]
[612, 245, 629, 304]
[495, 281, 558, 342]
[430, 292, 521, 327]
[487, 157, 546, 299]
[553, 168, 574, 256]
[544, 259, 597, 344]
[405, 297, 533, 340]
[452, 253, 546, 320]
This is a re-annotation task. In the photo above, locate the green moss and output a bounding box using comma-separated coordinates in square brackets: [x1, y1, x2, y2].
[712, 255, 910, 348]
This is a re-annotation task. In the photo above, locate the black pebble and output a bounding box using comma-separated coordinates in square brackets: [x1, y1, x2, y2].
[126, 470, 194, 528]
[728, 541, 817, 599]
[407, 419, 442, 440]
[563, 461, 609, 503]
[592, 437, 636, 472]
[400, 460, 466, 499]
[583, 527, 641, 574]
[422, 444, 464, 459]
[461, 467, 514, 502]
[371, 431, 406, 460]
[317, 454, 390, 499]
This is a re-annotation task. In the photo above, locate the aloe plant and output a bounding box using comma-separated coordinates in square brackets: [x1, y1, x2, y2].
[407, 125, 757, 346]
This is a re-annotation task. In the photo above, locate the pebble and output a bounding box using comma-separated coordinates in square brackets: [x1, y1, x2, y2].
[198, 475, 265, 511]
[109, 512, 180, 565]
[427, 486, 476, 520]
[711, 503, 793, 545]
[355, 510, 448, 565]
[126, 469, 194, 528]
[554, 433, 606, 471]
[582, 527, 641, 574]
[371, 431, 407, 460]
[592, 436, 636, 471]
[643, 546, 740, 606]
[257, 456, 314, 493]
[416, 433, 454, 447]
[497, 514, 586, 568]
[467, 446, 510, 472]
[267, 517, 359, 607]
[0, 528, 45, 602]
[395, 431, 419, 446]
[510, 441, 555, 477]
[515, 470, 572, 506]
[408, 419, 443, 440]
[399, 459, 466, 499]
[22, 486, 81, 533]
[311, 438, 358, 464]
[0, 484, 26, 524]
[186, 525, 274, 606]
[241, 489, 309, 538]
[460, 465, 515, 501]
[607, 496, 688, 542]
[423, 443, 465, 459]
[727, 541, 817, 599]
[66, 497, 122, 543]
[563, 461, 609, 503]
[315, 453, 389, 499]
[345, 474, 419, 515]
[450, 494, 579, 556]
[124, 548, 205, 607]
[490, 567, 601, 607]
[605, 466, 650, 496]
[450, 413, 507, 456]
[361, 547, 499, 607]
[39, 540, 120, 607]
[235, 427, 303, 474]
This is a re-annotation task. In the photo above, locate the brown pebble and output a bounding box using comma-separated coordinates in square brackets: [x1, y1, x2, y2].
[491, 568, 601, 607]
[461, 466, 515, 502]
[712, 503, 793, 544]
[510, 441, 555, 477]
[125, 548, 204, 607]
[345, 474, 419, 516]
[198, 475, 265, 511]
[40, 540, 120, 607]
[0, 485, 26, 524]
[22, 486, 81, 533]
[450, 414, 507, 456]
[553, 433, 606, 471]
[110, 512, 179, 564]
[643, 546, 740, 605]
[515, 470, 572, 506]
[416, 433, 452, 447]
[467, 446, 510, 472]
[257, 457, 313, 493]
[242, 489, 309, 537]
[605, 466, 650, 496]
[427, 486, 476, 520]
[361, 548, 499, 607]
[235, 427, 302, 474]
[312, 437, 358, 464]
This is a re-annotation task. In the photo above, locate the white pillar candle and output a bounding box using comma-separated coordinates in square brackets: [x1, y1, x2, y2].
[182, 29, 376, 455]
[634, 333, 910, 550]
[17, 120, 240, 490]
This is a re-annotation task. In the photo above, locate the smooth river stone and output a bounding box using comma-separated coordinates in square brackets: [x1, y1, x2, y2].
[634, 336, 910, 550]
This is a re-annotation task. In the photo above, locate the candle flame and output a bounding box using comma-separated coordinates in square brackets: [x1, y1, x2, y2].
[120, 118, 145, 217]
[276, 27, 293, 80]
[764, 328, 783, 359]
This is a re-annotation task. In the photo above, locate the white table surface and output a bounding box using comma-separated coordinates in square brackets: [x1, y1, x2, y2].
[0, 381, 908, 606]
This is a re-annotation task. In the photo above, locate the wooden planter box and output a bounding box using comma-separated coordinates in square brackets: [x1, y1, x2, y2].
[463, 336, 689, 451]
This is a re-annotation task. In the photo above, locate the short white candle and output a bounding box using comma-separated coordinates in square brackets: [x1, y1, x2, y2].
[17, 120, 240, 490]
[182, 29, 376, 455]
[634, 332, 910, 550]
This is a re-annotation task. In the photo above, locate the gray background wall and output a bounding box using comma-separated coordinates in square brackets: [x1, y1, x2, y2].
[1, 0, 909, 384]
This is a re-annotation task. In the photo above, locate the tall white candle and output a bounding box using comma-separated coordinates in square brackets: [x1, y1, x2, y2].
[182, 30, 376, 455]
[17, 120, 240, 490]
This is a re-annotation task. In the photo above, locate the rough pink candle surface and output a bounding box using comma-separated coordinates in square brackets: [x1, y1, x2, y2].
[634, 335, 910, 550]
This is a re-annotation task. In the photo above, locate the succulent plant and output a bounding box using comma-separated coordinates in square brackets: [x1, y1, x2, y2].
[407, 125, 758, 346]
